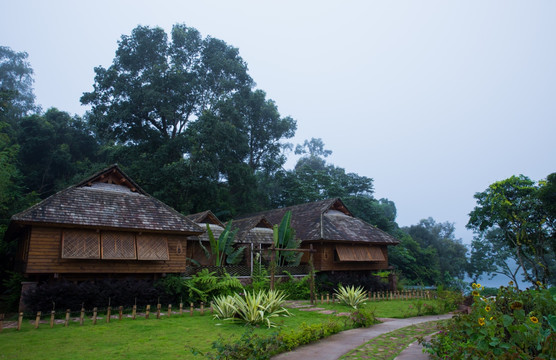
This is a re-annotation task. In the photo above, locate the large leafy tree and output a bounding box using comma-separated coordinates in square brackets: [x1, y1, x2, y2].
[467, 175, 555, 287]
[81, 24, 253, 145]
[16, 108, 104, 197]
[0, 46, 37, 120]
[403, 218, 468, 286]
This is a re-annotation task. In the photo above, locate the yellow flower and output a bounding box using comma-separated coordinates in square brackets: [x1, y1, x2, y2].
[508, 281, 514, 286]
[530, 316, 539, 324]
[485, 305, 491, 312]
[472, 291, 480, 297]
[478, 317, 485, 326]
[472, 283, 478, 289]
[477, 283, 482, 289]
[489, 317, 494, 321]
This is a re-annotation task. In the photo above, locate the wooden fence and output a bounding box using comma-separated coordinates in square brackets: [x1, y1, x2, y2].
[316, 289, 435, 304]
[0, 301, 214, 332]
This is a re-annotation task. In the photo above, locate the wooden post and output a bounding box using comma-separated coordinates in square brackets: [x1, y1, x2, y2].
[270, 245, 276, 291]
[326, 293, 330, 304]
[190, 302, 193, 316]
[50, 310, 56, 328]
[17, 312, 23, 331]
[168, 304, 172, 317]
[156, 304, 161, 319]
[390, 291, 393, 300]
[320, 293, 324, 304]
[200, 302, 204, 316]
[106, 306, 111, 323]
[118, 306, 123, 321]
[132, 305, 137, 320]
[64, 309, 70, 327]
[92, 307, 98, 325]
[0, 313, 3, 332]
[145, 305, 150, 319]
[179, 303, 183, 315]
[35, 311, 41, 329]
[368, 290, 371, 301]
[309, 244, 315, 305]
[80, 307, 85, 325]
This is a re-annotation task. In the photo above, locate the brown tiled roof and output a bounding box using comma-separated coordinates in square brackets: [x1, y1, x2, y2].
[185, 210, 225, 227]
[238, 198, 399, 245]
[231, 217, 274, 244]
[10, 165, 203, 235]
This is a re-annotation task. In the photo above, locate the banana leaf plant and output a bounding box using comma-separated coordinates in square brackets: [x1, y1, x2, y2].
[200, 221, 245, 266]
[273, 211, 302, 266]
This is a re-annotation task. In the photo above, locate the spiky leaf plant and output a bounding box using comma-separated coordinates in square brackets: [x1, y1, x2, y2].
[335, 284, 367, 309]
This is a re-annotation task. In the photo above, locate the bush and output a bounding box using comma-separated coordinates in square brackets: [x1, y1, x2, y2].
[275, 272, 311, 300]
[348, 307, 378, 328]
[422, 283, 556, 359]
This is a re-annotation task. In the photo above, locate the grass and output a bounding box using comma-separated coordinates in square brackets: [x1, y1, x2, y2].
[309, 298, 447, 318]
[339, 320, 449, 360]
[0, 299, 450, 360]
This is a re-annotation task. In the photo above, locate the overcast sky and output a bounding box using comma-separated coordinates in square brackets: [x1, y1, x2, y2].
[2, 1, 555, 246]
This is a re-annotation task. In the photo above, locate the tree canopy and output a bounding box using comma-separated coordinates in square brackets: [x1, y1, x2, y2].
[467, 175, 556, 287]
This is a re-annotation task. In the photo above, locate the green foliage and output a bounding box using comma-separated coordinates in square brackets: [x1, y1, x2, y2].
[278, 320, 345, 351]
[422, 283, 556, 359]
[468, 174, 556, 287]
[275, 272, 312, 300]
[193, 327, 281, 360]
[0, 45, 37, 118]
[159, 270, 243, 304]
[348, 307, 378, 328]
[335, 284, 368, 309]
[211, 289, 291, 328]
[201, 222, 245, 266]
[273, 211, 302, 266]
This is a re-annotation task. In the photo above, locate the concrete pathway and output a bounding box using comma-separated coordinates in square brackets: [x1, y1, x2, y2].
[271, 314, 452, 360]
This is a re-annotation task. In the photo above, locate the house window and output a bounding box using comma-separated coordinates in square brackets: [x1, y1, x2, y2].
[101, 231, 136, 259]
[62, 230, 100, 259]
[137, 234, 169, 260]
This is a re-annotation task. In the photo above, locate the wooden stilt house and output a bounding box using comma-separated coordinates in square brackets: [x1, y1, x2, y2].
[238, 198, 399, 273]
[6, 165, 204, 283]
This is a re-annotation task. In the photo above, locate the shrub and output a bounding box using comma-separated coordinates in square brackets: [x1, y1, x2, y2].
[278, 320, 345, 351]
[335, 284, 367, 309]
[349, 307, 378, 328]
[181, 269, 243, 304]
[422, 283, 556, 359]
[275, 271, 311, 300]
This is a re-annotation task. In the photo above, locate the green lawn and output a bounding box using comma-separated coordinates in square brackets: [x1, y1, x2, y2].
[0, 299, 448, 360]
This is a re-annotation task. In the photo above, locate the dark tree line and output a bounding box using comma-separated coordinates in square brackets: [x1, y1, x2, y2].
[2, 23, 521, 300]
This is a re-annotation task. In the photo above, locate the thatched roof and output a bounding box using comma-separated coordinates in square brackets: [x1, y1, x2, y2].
[9, 165, 203, 235]
[238, 198, 399, 245]
[185, 210, 224, 242]
[231, 216, 274, 244]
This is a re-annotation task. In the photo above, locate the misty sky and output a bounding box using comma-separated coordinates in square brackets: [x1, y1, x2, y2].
[2, 1, 555, 246]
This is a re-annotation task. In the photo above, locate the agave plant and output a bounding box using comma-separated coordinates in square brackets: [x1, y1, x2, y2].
[214, 289, 291, 328]
[335, 284, 367, 309]
[212, 294, 238, 320]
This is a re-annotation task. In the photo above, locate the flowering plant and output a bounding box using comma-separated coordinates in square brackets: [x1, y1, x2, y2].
[422, 282, 556, 359]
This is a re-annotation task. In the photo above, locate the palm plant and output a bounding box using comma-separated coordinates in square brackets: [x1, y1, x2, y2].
[273, 211, 302, 266]
[200, 221, 245, 266]
[335, 284, 367, 309]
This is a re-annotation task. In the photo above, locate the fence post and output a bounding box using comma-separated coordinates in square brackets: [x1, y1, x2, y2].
[190, 303, 194, 316]
[92, 307, 97, 325]
[156, 304, 161, 319]
[35, 311, 41, 329]
[326, 293, 330, 304]
[168, 304, 172, 317]
[132, 305, 137, 320]
[119, 306, 123, 321]
[179, 303, 183, 315]
[106, 306, 111, 323]
[50, 310, 56, 328]
[0, 314, 3, 332]
[200, 302, 204, 316]
[80, 307, 85, 325]
[65, 309, 70, 327]
[17, 312, 23, 331]
[210, 302, 213, 314]
[145, 305, 150, 319]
